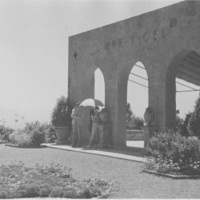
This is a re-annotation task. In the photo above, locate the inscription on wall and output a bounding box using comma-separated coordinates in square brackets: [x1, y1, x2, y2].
[102, 16, 182, 52]
[73, 16, 188, 58]
[104, 27, 168, 52]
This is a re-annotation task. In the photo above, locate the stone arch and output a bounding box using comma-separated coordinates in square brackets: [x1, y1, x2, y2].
[68, 1, 200, 147]
[118, 59, 150, 106]
[94, 68, 105, 104]
[165, 50, 200, 129]
[126, 61, 149, 117]
[111, 59, 149, 146]
[81, 63, 107, 100]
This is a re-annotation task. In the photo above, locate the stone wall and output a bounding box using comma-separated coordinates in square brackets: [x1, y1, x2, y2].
[68, 1, 200, 146]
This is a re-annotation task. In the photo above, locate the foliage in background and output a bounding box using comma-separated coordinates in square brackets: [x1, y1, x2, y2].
[132, 116, 144, 130]
[0, 126, 14, 143]
[9, 130, 32, 147]
[44, 125, 56, 143]
[126, 103, 134, 130]
[145, 130, 200, 175]
[51, 96, 74, 127]
[175, 114, 183, 132]
[0, 162, 113, 199]
[23, 122, 45, 146]
[188, 96, 200, 138]
[8, 122, 56, 147]
[179, 113, 192, 137]
[126, 103, 144, 130]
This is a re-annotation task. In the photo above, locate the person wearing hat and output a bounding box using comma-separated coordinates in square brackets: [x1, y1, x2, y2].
[71, 101, 84, 147]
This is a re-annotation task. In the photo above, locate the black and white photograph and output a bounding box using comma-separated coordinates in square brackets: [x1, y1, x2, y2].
[1, 0, 200, 199]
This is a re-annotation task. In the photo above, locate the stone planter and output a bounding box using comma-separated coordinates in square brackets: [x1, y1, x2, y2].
[54, 127, 72, 145]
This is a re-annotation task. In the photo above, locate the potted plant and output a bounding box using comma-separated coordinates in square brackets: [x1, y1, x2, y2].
[51, 96, 74, 144]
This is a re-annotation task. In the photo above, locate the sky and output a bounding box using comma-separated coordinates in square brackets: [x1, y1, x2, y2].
[0, 0, 195, 129]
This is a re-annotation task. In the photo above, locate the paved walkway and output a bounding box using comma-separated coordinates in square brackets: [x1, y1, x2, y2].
[126, 140, 144, 148]
[42, 143, 145, 163]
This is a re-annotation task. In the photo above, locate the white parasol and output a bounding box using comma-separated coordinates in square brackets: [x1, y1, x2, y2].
[79, 98, 104, 107]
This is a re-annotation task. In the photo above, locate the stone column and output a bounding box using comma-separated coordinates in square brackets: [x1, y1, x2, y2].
[149, 76, 176, 131]
[105, 78, 126, 147]
[149, 79, 166, 131]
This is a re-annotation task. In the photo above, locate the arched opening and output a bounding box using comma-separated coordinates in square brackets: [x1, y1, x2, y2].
[175, 51, 200, 132]
[166, 51, 200, 131]
[81, 68, 106, 144]
[126, 61, 148, 148]
[94, 68, 105, 104]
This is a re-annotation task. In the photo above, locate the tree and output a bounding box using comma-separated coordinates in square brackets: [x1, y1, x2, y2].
[180, 112, 192, 137]
[126, 103, 144, 130]
[176, 114, 183, 132]
[132, 116, 144, 130]
[188, 96, 200, 137]
[126, 103, 134, 130]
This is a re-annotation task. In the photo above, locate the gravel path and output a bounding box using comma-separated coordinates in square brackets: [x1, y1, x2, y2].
[1, 144, 200, 198]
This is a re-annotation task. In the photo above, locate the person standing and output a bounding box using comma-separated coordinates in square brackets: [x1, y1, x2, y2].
[88, 109, 94, 138]
[87, 106, 100, 148]
[71, 102, 84, 147]
[97, 108, 110, 148]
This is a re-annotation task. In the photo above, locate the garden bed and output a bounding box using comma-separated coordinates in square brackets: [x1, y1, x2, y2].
[143, 169, 200, 179]
[5, 143, 46, 148]
[142, 131, 200, 179]
[0, 162, 112, 199]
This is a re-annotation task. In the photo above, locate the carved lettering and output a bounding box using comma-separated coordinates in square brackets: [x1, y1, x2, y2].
[112, 40, 116, 48]
[118, 38, 123, 48]
[143, 31, 150, 42]
[169, 18, 177, 28]
[196, 38, 200, 49]
[153, 30, 159, 40]
[73, 51, 77, 60]
[162, 27, 166, 38]
[103, 26, 169, 52]
[104, 42, 110, 50]
[130, 35, 135, 45]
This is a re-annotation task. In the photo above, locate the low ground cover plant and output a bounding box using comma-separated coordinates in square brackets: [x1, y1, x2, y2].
[0, 162, 113, 199]
[143, 130, 200, 175]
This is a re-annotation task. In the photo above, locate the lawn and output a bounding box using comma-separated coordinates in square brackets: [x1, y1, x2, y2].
[1, 144, 200, 198]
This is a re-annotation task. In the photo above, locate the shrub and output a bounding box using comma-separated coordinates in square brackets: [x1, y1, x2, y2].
[2, 122, 56, 146]
[44, 126, 56, 143]
[180, 113, 192, 137]
[126, 103, 134, 130]
[146, 130, 200, 174]
[132, 116, 144, 130]
[25, 122, 56, 144]
[176, 114, 183, 132]
[24, 122, 45, 146]
[126, 103, 144, 130]
[9, 131, 32, 147]
[188, 96, 200, 137]
[51, 96, 74, 127]
[9, 122, 48, 147]
[0, 127, 14, 142]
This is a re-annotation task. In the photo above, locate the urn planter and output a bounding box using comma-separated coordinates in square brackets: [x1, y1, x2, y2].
[54, 127, 72, 145]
